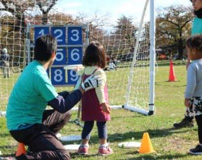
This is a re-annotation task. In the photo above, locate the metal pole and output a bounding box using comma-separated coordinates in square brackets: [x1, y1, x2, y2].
[148, 0, 156, 115]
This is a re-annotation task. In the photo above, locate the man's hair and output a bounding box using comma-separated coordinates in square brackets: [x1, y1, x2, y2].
[82, 42, 106, 68]
[186, 34, 202, 52]
[34, 35, 57, 61]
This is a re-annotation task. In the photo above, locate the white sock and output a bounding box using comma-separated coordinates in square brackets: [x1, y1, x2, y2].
[100, 143, 108, 148]
[81, 143, 89, 147]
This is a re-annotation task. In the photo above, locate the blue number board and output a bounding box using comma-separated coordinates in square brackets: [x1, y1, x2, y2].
[34, 25, 84, 86]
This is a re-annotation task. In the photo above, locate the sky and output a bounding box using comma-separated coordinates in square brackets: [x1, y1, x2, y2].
[55, 0, 192, 24]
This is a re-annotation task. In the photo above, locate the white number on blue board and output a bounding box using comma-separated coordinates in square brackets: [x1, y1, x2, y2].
[70, 70, 79, 82]
[38, 29, 45, 36]
[71, 48, 80, 61]
[70, 29, 79, 41]
[56, 48, 63, 62]
[54, 69, 63, 82]
[54, 29, 63, 43]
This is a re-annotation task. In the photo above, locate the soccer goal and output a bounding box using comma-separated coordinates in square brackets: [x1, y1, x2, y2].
[0, 0, 156, 116]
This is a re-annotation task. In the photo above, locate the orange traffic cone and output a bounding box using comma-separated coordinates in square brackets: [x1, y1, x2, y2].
[16, 143, 26, 156]
[168, 60, 176, 81]
[139, 132, 155, 154]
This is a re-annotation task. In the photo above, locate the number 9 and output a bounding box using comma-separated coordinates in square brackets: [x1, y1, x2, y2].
[70, 70, 79, 82]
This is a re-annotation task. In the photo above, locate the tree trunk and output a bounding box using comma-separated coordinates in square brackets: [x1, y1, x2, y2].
[42, 13, 48, 24]
[177, 38, 183, 59]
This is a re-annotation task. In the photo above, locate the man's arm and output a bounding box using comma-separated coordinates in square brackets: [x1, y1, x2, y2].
[48, 89, 83, 113]
[48, 75, 101, 113]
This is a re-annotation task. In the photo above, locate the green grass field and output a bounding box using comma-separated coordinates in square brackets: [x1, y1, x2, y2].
[0, 60, 201, 159]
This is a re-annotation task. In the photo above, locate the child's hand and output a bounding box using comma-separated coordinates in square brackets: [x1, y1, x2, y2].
[101, 103, 111, 114]
[74, 65, 83, 72]
[184, 98, 191, 108]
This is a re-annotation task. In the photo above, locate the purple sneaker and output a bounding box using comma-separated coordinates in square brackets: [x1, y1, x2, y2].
[98, 145, 113, 156]
[78, 145, 89, 155]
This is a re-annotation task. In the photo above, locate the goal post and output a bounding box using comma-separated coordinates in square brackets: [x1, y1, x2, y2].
[149, 0, 156, 115]
[108, 0, 156, 115]
[123, 0, 152, 115]
[123, 0, 156, 115]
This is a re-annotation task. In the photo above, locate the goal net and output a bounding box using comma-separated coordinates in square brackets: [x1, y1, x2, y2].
[0, 0, 155, 116]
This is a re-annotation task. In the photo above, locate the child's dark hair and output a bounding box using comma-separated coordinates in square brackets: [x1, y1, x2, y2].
[186, 34, 202, 53]
[34, 35, 57, 61]
[82, 42, 106, 68]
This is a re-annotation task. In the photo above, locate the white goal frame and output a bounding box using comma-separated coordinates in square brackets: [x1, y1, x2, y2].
[122, 0, 156, 115]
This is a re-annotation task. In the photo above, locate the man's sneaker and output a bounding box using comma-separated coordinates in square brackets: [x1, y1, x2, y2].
[189, 145, 202, 155]
[98, 145, 113, 156]
[173, 117, 194, 129]
[78, 144, 89, 155]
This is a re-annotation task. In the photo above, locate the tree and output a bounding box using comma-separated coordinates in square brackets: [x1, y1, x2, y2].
[0, 0, 35, 33]
[110, 15, 138, 57]
[36, 0, 59, 24]
[0, 0, 58, 64]
[115, 15, 137, 48]
[48, 13, 74, 25]
[0, 0, 59, 34]
[74, 12, 111, 57]
[0, 0, 35, 65]
[75, 11, 110, 42]
[156, 5, 193, 59]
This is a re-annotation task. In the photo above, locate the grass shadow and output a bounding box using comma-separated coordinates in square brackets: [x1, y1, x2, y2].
[62, 127, 190, 146]
[71, 152, 100, 159]
[107, 127, 191, 143]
